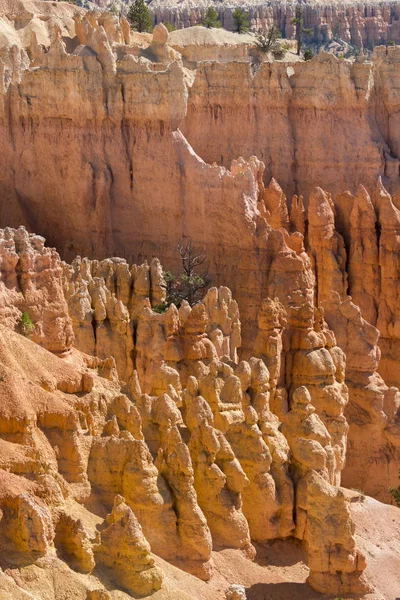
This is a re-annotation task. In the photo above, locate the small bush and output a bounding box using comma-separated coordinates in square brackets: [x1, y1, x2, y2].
[154, 240, 211, 312]
[256, 25, 281, 54]
[344, 46, 359, 59]
[19, 312, 34, 337]
[304, 49, 313, 61]
[152, 303, 169, 314]
[350, 488, 366, 502]
[389, 469, 400, 507]
[272, 47, 286, 60]
[163, 21, 176, 32]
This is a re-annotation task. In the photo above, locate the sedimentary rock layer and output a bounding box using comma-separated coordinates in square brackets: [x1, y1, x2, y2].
[0, 11, 399, 600]
[0, 8, 400, 502]
[1, 8, 400, 354]
[149, 0, 400, 49]
[0, 225, 372, 598]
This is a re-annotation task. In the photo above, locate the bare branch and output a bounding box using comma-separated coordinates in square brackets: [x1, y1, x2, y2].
[160, 239, 212, 307]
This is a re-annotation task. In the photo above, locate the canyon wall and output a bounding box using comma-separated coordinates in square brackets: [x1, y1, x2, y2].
[149, 0, 400, 48]
[92, 0, 400, 50]
[1, 8, 400, 342]
[0, 11, 400, 500]
[0, 226, 373, 598]
[2, 10, 400, 232]
[0, 0, 400, 505]
[0, 6, 400, 598]
[181, 47, 400, 200]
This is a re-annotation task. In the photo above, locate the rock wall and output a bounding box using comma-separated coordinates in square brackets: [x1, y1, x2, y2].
[182, 48, 400, 200]
[0, 0, 399, 529]
[58, 167, 400, 507]
[1, 11, 400, 355]
[0, 226, 371, 598]
[149, 0, 400, 49]
[0, 226, 73, 353]
[2, 11, 400, 259]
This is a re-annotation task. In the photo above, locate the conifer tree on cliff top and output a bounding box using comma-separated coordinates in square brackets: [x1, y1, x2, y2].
[202, 7, 221, 29]
[128, 0, 153, 33]
[232, 8, 249, 34]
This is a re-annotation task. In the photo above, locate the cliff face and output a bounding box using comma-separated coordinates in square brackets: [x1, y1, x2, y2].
[0, 6, 400, 499]
[182, 49, 400, 200]
[3, 11, 400, 223]
[149, 0, 400, 49]
[0, 227, 373, 598]
[0, 5, 400, 598]
[1, 9, 400, 346]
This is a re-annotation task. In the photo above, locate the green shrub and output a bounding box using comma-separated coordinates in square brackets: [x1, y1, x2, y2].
[19, 312, 34, 337]
[272, 47, 286, 60]
[350, 488, 366, 502]
[255, 25, 281, 53]
[152, 304, 169, 314]
[153, 241, 211, 313]
[344, 46, 359, 59]
[389, 469, 400, 507]
[163, 21, 177, 32]
[304, 49, 313, 61]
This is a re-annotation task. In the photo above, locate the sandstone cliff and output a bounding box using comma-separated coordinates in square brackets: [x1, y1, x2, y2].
[1, 9, 400, 348]
[0, 225, 376, 598]
[0, 4, 399, 599]
[149, 0, 400, 50]
[0, 0, 399, 500]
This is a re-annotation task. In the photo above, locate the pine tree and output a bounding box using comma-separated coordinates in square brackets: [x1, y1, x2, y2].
[202, 7, 221, 29]
[292, 6, 313, 56]
[232, 8, 249, 34]
[292, 5, 303, 56]
[127, 0, 153, 33]
[152, 240, 211, 312]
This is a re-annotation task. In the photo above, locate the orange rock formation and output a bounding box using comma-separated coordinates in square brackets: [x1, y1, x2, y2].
[0, 3, 399, 599]
[0, 221, 393, 598]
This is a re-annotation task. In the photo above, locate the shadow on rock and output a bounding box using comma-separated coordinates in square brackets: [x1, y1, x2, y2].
[253, 538, 306, 568]
[246, 581, 321, 600]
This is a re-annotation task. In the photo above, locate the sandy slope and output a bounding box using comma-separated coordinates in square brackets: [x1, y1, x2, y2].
[351, 495, 400, 600]
[0, 0, 82, 17]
